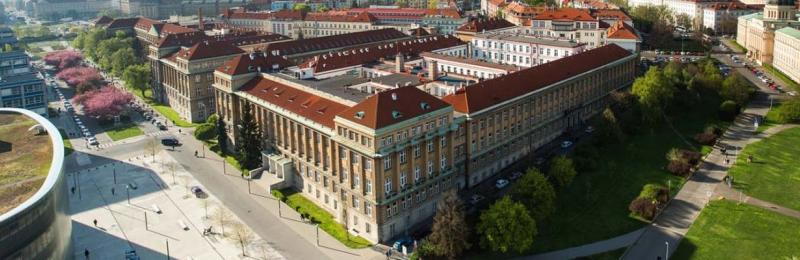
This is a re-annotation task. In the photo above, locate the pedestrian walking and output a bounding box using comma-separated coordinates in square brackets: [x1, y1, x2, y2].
[725, 158, 730, 165]
[93, 219, 98, 227]
[84, 248, 90, 260]
[71, 186, 76, 195]
[111, 187, 115, 196]
[194, 150, 198, 157]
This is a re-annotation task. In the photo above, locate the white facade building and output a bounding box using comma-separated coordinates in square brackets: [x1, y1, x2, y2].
[702, 1, 760, 34]
[472, 29, 588, 68]
[773, 27, 800, 84]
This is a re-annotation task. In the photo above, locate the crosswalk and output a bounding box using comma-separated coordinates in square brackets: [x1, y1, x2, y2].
[93, 131, 170, 149]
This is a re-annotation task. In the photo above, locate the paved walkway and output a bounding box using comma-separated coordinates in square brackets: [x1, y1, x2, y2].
[622, 61, 788, 259]
[516, 229, 644, 260]
[714, 184, 800, 220]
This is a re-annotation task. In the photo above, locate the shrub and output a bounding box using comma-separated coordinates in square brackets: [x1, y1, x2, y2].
[194, 123, 216, 140]
[694, 132, 717, 145]
[629, 197, 658, 220]
[667, 160, 692, 176]
[639, 184, 669, 204]
[775, 98, 800, 123]
[718, 100, 739, 121]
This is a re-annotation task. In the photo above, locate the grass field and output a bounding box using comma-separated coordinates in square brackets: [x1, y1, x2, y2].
[105, 124, 144, 141]
[756, 104, 781, 133]
[271, 189, 372, 249]
[729, 40, 746, 53]
[674, 199, 800, 259]
[0, 112, 53, 214]
[126, 86, 197, 128]
[729, 127, 800, 211]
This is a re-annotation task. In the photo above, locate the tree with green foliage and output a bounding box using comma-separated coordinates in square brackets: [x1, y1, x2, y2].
[395, 0, 408, 7]
[549, 155, 577, 187]
[720, 73, 752, 106]
[122, 64, 150, 97]
[293, 3, 311, 12]
[663, 61, 684, 87]
[427, 190, 470, 259]
[111, 47, 136, 76]
[236, 104, 262, 170]
[428, 0, 439, 9]
[217, 115, 228, 153]
[3, 44, 13, 52]
[509, 168, 555, 222]
[477, 196, 536, 254]
[632, 67, 676, 125]
[675, 13, 692, 31]
[597, 107, 625, 143]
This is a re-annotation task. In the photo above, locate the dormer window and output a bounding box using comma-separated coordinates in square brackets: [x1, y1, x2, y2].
[420, 102, 430, 110]
[355, 111, 365, 119]
[392, 111, 402, 119]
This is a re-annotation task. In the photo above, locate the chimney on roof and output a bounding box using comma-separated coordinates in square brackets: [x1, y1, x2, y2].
[428, 60, 438, 81]
[395, 54, 405, 73]
[198, 8, 204, 31]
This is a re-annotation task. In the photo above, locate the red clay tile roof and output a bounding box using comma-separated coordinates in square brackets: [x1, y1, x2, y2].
[345, 7, 461, 20]
[134, 17, 161, 31]
[156, 31, 206, 47]
[606, 20, 639, 40]
[456, 18, 515, 33]
[506, 2, 545, 15]
[226, 11, 272, 20]
[272, 9, 307, 20]
[177, 40, 244, 60]
[160, 23, 198, 35]
[263, 28, 408, 57]
[409, 27, 430, 37]
[488, 0, 507, 7]
[240, 76, 351, 129]
[95, 16, 113, 26]
[106, 17, 141, 29]
[591, 9, 632, 21]
[441, 44, 632, 114]
[338, 86, 450, 129]
[214, 32, 291, 47]
[298, 35, 465, 73]
[424, 8, 462, 18]
[217, 52, 293, 75]
[533, 8, 596, 21]
[304, 12, 377, 23]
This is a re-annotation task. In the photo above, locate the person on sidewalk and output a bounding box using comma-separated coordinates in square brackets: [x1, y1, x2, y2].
[111, 187, 115, 196]
[84, 249, 90, 260]
[93, 219, 98, 227]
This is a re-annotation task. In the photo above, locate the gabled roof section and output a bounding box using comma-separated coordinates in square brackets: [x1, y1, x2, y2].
[240, 77, 351, 129]
[533, 8, 596, 21]
[106, 17, 141, 29]
[424, 8, 462, 18]
[134, 17, 161, 31]
[156, 31, 206, 47]
[409, 27, 430, 37]
[263, 28, 408, 57]
[591, 9, 631, 21]
[160, 23, 197, 35]
[298, 35, 465, 73]
[95, 16, 113, 26]
[216, 52, 292, 75]
[456, 18, 515, 33]
[442, 44, 632, 114]
[338, 86, 450, 129]
[304, 12, 377, 23]
[606, 20, 640, 40]
[177, 40, 244, 60]
[272, 9, 307, 20]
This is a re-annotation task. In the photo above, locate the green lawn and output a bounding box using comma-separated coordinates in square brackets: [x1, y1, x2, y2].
[58, 129, 74, 156]
[729, 40, 746, 53]
[729, 127, 800, 211]
[271, 189, 372, 249]
[674, 199, 800, 259]
[105, 124, 144, 141]
[526, 94, 726, 253]
[125, 86, 197, 128]
[763, 63, 800, 92]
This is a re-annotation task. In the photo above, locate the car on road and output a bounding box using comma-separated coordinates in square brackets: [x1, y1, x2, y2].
[393, 237, 414, 251]
[534, 157, 546, 166]
[585, 126, 595, 133]
[161, 138, 180, 146]
[469, 194, 485, 205]
[88, 139, 99, 146]
[158, 124, 167, 131]
[495, 179, 510, 189]
[509, 171, 523, 181]
[561, 141, 573, 148]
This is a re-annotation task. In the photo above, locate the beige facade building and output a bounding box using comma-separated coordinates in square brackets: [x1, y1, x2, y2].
[211, 44, 636, 243]
[773, 27, 800, 83]
[737, 0, 800, 64]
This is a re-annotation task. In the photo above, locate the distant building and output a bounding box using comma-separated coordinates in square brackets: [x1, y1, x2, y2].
[471, 28, 588, 67]
[773, 27, 800, 83]
[454, 17, 516, 42]
[0, 108, 70, 260]
[0, 51, 47, 115]
[119, 0, 250, 19]
[737, 0, 800, 64]
[29, 0, 113, 19]
[0, 27, 19, 49]
[702, 1, 760, 34]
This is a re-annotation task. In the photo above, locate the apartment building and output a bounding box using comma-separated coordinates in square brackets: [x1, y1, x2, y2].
[119, 0, 249, 19]
[472, 29, 587, 68]
[344, 7, 466, 35]
[30, 0, 112, 19]
[0, 51, 47, 115]
[703, 1, 761, 33]
[421, 51, 518, 81]
[737, 0, 800, 64]
[454, 17, 516, 42]
[773, 27, 800, 83]
[0, 27, 19, 49]
[211, 43, 636, 244]
[500, 2, 546, 25]
[529, 8, 607, 49]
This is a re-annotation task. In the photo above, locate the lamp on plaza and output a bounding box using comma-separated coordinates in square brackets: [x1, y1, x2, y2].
[125, 184, 131, 205]
[113, 166, 117, 185]
[665, 241, 670, 260]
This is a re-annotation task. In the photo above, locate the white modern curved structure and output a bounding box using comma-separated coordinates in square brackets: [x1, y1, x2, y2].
[0, 108, 70, 260]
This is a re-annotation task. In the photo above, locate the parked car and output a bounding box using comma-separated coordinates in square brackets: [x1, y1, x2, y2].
[392, 237, 414, 251]
[509, 171, 523, 181]
[158, 124, 167, 131]
[585, 126, 595, 133]
[495, 179, 510, 189]
[534, 157, 546, 166]
[469, 194, 485, 205]
[190, 186, 206, 198]
[561, 141, 573, 148]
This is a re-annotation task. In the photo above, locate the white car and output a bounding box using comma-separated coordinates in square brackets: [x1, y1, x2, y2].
[495, 179, 510, 189]
[561, 141, 573, 148]
[469, 194, 485, 205]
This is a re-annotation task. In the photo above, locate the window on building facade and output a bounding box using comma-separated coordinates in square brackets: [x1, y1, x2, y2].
[400, 171, 407, 188]
[366, 179, 372, 194]
[385, 177, 392, 193]
[384, 156, 392, 170]
[427, 141, 434, 153]
[427, 161, 434, 174]
[399, 151, 406, 164]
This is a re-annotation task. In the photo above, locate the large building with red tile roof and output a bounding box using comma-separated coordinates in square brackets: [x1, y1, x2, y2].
[119, 0, 251, 19]
[454, 17, 517, 42]
[702, 1, 760, 34]
[530, 8, 615, 49]
[210, 41, 637, 244]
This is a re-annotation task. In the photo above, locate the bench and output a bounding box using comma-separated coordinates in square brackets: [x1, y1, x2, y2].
[178, 220, 188, 231]
[152, 204, 162, 214]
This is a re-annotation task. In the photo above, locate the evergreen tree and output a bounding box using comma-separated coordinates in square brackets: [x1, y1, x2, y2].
[236, 104, 262, 170]
[217, 114, 228, 153]
[427, 191, 471, 259]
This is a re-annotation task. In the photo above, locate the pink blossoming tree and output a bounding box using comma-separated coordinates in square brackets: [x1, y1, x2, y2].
[43, 50, 84, 70]
[72, 86, 133, 120]
[55, 67, 103, 87]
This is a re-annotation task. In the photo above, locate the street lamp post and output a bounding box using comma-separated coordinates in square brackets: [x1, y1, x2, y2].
[665, 241, 670, 260]
[316, 224, 320, 246]
[126, 184, 131, 205]
[113, 167, 117, 185]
